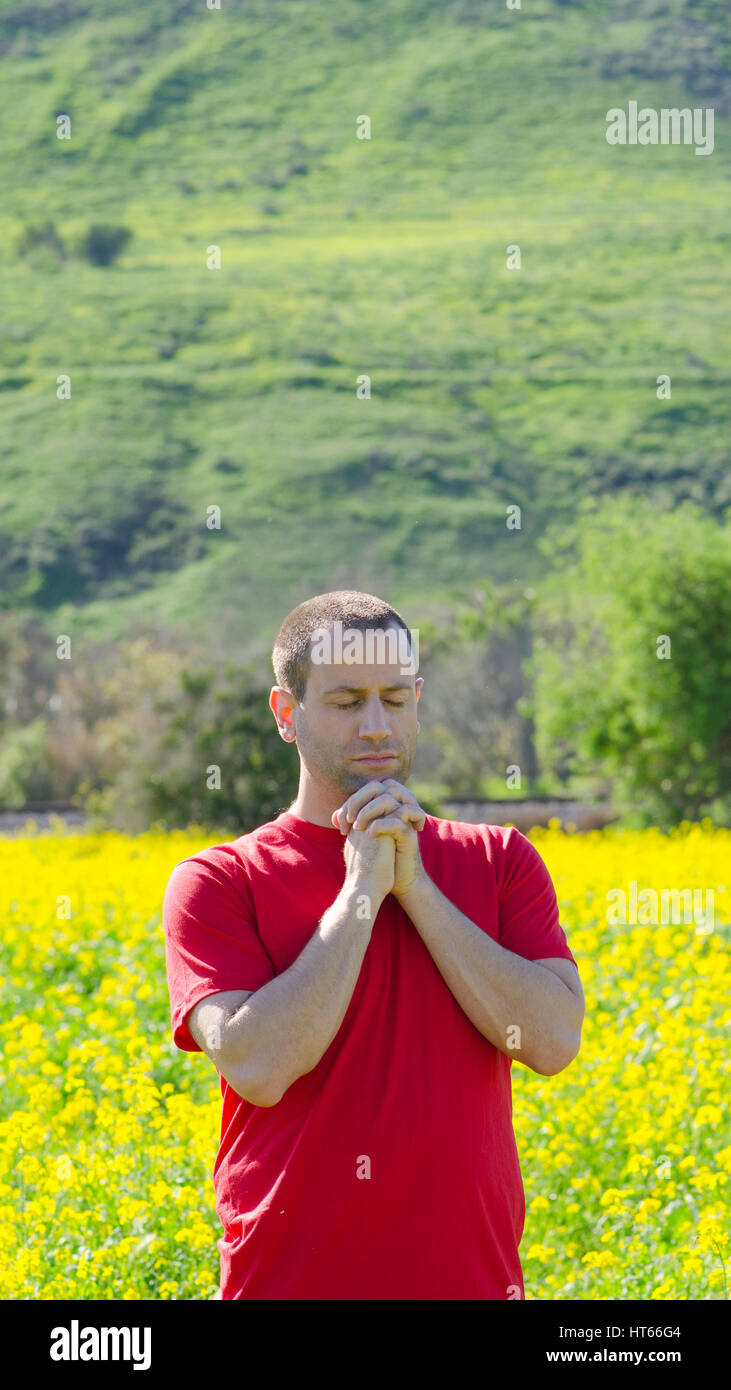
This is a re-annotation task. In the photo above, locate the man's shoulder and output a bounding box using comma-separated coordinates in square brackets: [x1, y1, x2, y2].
[423, 816, 553, 899]
[423, 812, 519, 851]
[163, 820, 289, 913]
[167, 838, 241, 876]
[421, 818, 536, 903]
[170, 813, 291, 867]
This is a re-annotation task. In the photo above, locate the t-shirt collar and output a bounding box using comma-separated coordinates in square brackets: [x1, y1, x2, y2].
[274, 810, 346, 843]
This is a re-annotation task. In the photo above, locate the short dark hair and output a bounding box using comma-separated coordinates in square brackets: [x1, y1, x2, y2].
[272, 590, 413, 703]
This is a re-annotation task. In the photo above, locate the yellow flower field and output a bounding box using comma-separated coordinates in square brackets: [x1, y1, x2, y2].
[0, 821, 728, 1300]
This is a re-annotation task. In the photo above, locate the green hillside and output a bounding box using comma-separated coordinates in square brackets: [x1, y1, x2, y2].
[1, 0, 729, 651]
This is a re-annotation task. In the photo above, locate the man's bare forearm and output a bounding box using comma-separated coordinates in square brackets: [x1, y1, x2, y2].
[398, 874, 583, 1074]
[223, 878, 382, 1105]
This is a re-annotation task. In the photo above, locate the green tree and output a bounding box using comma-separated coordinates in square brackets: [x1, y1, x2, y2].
[528, 498, 731, 826]
[82, 658, 296, 834]
[0, 717, 52, 805]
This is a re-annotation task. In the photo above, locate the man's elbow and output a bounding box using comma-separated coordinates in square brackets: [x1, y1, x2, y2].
[229, 1073, 283, 1107]
[222, 1057, 284, 1108]
[528, 1031, 582, 1077]
[249, 1085, 283, 1108]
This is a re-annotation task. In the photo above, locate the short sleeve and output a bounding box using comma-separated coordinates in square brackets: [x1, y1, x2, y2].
[494, 827, 576, 966]
[162, 848, 276, 1052]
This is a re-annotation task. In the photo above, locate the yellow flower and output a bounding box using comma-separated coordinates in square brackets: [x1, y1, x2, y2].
[149, 1181, 171, 1206]
[582, 1251, 616, 1269]
[2, 821, 728, 1300]
[695, 1105, 724, 1127]
[525, 1244, 556, 1262]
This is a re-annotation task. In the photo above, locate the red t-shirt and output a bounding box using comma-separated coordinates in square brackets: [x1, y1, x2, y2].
[162, 810, 576, 1300]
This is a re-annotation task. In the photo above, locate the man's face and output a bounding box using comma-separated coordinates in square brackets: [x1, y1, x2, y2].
[291, 628, 422, 798]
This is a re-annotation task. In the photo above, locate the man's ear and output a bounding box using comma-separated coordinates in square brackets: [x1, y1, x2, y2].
[269, 686, 297, 742]
[415, 677, 424, 701]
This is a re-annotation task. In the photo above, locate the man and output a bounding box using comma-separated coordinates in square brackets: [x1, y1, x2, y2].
[162, 590, 584, 1300]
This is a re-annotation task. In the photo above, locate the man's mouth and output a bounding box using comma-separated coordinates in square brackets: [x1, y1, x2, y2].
[353, 753, 399, 763]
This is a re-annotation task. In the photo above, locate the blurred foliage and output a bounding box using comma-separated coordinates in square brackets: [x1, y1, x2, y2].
[0, 1, 729, 826]
[528, 499, 731, 826]
[0, 628, 295, 833]
[82, 660, 297, 834]
[2, 498, 728, 829]
[0, 718, 52, 804]
[0, 0, 728, 648]
[15, 219, 67, 262]
[74, 223, 133, 267]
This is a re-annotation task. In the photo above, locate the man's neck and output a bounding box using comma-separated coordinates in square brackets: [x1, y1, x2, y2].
[287, 786, 341, 828]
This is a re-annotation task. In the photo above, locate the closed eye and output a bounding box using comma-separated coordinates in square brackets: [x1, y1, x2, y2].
[332, 699, 407, 709]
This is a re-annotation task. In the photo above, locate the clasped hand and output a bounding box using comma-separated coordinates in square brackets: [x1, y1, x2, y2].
[331, 778, 427, 900]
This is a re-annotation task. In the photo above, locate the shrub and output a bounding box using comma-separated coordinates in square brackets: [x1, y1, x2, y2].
[75, 223, 132, 266]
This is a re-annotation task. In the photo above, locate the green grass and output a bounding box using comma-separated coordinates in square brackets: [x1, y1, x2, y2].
[0, 0, 728, 650]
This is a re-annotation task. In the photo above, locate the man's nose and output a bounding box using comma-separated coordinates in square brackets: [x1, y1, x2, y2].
[358, 697, 392, 738]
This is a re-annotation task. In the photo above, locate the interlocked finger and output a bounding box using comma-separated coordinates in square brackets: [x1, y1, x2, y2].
[367, 805, 423, 835]
[366, 813, 418, 838]
[380, 779, 419, 807]
[351, 793, 402, 831]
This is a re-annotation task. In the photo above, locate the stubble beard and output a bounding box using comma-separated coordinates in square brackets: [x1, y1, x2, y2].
[296, 722, 417, 799]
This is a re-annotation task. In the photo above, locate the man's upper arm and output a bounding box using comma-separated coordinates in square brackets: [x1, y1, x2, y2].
[162, 850, 274, 1053]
